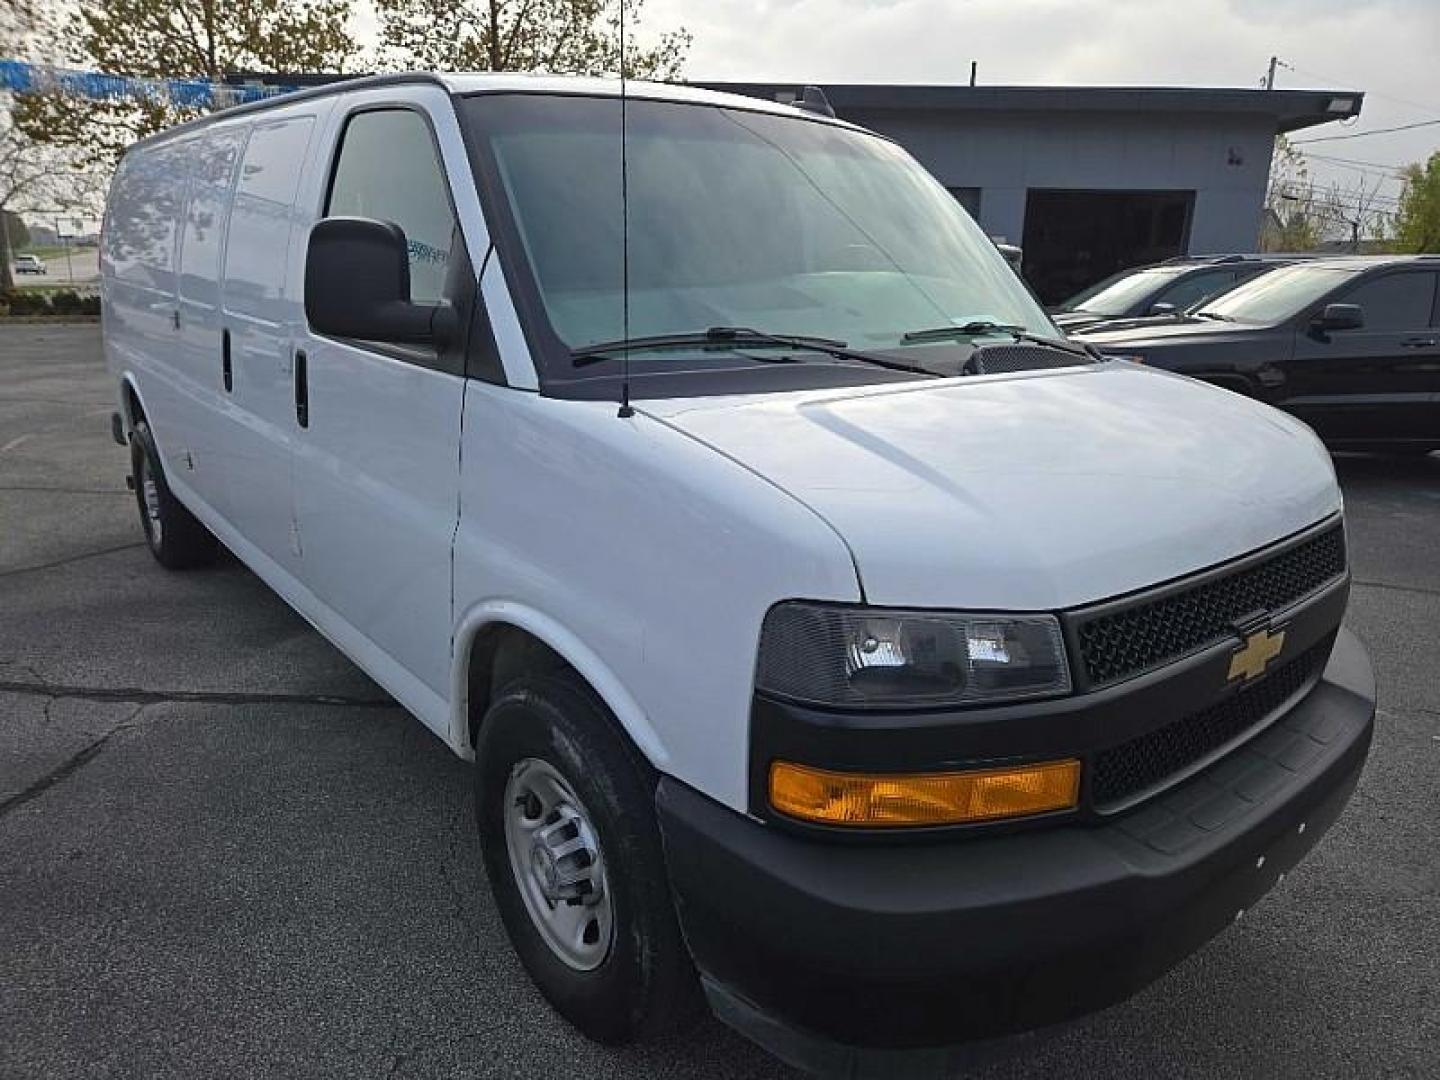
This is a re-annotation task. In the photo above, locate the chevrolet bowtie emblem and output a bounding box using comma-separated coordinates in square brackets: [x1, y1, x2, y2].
[1228, 626, 1286, 683]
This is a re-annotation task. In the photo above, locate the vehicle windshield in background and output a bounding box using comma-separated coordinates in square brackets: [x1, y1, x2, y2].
[467, 94, 1057, 366]
[1195, 265, 1358, 325]
[1057, 266, 1188, 316]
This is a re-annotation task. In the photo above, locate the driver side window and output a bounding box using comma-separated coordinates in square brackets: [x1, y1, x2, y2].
[1337, 272, 1438, 332]
[327, 109, 459, 306]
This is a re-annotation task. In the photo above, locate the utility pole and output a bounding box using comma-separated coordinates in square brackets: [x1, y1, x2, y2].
[55, 216, 75, 283]
[1264, 55, 1278, 91]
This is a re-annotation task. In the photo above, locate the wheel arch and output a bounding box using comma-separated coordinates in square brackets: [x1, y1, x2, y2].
[118, 372, 149, 431]
[451, 601, 669, 771]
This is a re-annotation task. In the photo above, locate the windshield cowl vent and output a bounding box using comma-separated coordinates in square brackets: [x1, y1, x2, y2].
[963, 343, 1090, 376]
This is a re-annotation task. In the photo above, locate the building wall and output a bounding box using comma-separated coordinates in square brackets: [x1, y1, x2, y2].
[843, 108, 1278, 254]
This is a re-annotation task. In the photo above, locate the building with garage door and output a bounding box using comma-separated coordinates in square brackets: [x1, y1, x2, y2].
[701, 83, 1364, 304]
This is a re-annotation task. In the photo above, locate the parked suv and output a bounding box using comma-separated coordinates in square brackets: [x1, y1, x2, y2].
[1053, 254, 1303, 332]
[13, 253, 46, 275]
[101, 74, 1375, 1076]
[1081, 256, 1440, 454]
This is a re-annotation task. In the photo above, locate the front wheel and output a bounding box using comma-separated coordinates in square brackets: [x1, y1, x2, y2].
[474, 672, 701, 1044]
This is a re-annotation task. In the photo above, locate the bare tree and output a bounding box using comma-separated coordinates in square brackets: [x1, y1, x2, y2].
[1263, 135, 1395, 251]
[0, 112, 102, 290]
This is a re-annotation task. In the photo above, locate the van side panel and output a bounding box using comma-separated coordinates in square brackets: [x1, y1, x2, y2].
[453, 386, 862, 810]
[173, 124, 249, 521]
[217, 112, 324, 570]
[102, 138, 193, 471]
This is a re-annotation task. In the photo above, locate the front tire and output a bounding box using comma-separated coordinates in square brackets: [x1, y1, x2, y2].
[475, 672, 700, 1044]
[130, 420, 218, 569]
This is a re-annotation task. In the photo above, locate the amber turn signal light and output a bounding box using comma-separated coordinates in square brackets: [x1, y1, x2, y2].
[769, 759, 1081, 827]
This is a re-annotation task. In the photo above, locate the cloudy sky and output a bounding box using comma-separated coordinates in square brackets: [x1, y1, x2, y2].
[631, 0, 1440, 210]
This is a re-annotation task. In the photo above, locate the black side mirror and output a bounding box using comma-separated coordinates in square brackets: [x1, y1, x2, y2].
[304, 217, 455, 345]
[1313, 302, 1363, 332]
[1148, 301, 1177, 316]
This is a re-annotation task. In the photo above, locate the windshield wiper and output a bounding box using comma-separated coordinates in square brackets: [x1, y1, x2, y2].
[902, 321, 1089, 357]
[572, 326, 935, 375]
[1192, 311, 1233, 322]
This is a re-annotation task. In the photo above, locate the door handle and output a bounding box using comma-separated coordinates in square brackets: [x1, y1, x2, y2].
[221, 328, 232, 392]
[294, 349, 309, 429]
[1401, 337, 1438, 348]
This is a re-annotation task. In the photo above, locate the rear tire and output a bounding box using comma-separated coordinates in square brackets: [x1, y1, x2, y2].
[130, 420, 218, 569]
[474, 672, 701, 1044]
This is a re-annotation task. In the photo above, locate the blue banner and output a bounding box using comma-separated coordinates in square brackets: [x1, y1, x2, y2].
[0, 59, 300, 109]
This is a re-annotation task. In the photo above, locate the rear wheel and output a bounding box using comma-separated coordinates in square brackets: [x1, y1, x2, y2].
[130, 420, 218, 569]
[474, 672, 700, 1043]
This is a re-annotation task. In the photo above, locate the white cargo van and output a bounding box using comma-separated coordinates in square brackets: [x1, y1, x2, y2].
[102, 73, 1375, 1075]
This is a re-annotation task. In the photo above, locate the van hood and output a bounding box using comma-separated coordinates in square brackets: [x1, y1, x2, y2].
[641, 364, 1340, 611]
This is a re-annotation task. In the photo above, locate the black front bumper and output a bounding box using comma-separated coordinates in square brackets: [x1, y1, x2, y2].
[657, 627, 1375, 1076]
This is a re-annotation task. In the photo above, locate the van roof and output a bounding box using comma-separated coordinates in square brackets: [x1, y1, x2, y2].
[124, 72, 867, 155]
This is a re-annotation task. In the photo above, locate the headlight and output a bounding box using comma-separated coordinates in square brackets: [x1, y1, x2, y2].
[755, 602, 1071, 707]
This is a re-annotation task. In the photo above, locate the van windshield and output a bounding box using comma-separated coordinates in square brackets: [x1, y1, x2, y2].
[463, 93, 1056, 380]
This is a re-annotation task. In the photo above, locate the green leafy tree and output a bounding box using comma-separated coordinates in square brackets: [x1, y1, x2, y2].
[14, 0, 361, 168]
[1392, 151, 1440, 253]
[374, 0, 690, 78]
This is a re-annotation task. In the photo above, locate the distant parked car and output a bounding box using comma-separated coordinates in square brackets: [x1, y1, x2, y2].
[1052, 255, 1302, 333]
[13, 253, 46, 275]
[1082, 255, 1440, 454]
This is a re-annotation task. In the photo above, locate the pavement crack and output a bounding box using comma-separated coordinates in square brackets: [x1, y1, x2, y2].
[0, 704, 145, 819]
[0, 541, 147, 580]
[0, 484, 129, 495]
[0, 679, 394, 710]
[1352, 578, 1440, 599]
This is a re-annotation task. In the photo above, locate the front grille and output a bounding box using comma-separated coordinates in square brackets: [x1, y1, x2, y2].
[1074, 524, 1346, 687]
[1092, 635, 1334, 809]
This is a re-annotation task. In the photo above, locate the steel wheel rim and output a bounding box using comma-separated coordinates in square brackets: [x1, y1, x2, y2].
[503, 757, 614, 971]
[140, 456, 163, 547]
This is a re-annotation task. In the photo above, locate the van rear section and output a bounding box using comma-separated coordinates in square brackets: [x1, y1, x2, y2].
[101, 72, 1375, 1077]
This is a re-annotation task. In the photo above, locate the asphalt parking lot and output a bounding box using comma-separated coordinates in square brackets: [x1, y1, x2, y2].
[2, 323, 1437, 1078]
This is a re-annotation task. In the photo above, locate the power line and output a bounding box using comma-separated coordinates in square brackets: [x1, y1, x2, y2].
[1304, 151, 1411, 174]
[1293, 117, 1440, 144]
[1302, 156, 1409, 185]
